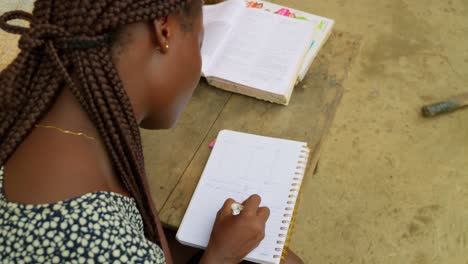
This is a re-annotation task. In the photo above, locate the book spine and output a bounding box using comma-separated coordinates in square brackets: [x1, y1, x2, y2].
[273, 145, 310, 262]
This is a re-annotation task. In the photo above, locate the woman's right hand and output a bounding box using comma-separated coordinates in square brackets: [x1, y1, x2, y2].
[200, 195, 270, 264]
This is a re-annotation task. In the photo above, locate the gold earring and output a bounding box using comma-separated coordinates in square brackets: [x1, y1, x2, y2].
[166, 44, 169, 49]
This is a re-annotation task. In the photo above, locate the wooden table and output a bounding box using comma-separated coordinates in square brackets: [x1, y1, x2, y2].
[142, 31, 362, 229]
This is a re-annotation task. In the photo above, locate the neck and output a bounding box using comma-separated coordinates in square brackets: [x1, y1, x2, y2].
[41, 89, 100, 140]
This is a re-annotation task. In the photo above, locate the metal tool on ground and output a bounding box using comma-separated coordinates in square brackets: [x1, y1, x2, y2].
[422, 92, 468, 117]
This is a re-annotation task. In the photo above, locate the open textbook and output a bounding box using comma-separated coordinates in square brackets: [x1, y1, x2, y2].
[202, 0, 334, 104]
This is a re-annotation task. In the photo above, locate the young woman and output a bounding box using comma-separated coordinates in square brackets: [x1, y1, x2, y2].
[0, 0, 303, 263]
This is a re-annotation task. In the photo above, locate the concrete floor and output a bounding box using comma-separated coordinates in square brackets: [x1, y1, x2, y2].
[280, 0, 468, 263]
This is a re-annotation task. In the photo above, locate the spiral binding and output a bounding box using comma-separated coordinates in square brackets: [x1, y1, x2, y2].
[273, 145, 310, 262]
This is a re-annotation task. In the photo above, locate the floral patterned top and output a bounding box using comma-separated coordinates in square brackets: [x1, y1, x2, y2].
[0, 168, 165, 263]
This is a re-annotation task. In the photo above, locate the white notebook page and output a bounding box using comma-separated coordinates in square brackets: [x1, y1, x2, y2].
[177, 130, 308, 264]
[205, 6, 315, 96]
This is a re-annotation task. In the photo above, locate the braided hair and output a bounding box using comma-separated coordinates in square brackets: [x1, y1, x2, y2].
[0, 0, 199, 262]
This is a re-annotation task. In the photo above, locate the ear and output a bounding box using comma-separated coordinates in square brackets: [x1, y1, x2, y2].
[151, 17, 171, 53]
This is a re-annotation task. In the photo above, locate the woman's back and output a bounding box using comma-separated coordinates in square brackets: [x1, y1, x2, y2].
[0, 0, 203, 261]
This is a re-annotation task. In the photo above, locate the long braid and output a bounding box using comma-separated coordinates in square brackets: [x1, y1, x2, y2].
[0, 0, 195, 262]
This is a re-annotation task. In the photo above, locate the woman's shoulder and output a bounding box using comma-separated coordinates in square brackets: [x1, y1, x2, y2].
[0, 190, 165, 263]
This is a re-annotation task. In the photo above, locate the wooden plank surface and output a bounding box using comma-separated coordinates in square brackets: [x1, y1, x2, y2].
[155, 31, 362, 228]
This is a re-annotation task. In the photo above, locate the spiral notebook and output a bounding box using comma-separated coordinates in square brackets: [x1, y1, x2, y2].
[176, 130, 310, 264]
